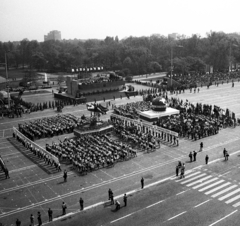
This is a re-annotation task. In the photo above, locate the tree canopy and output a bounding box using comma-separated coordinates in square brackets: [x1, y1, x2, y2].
[0, 31, 240, 75]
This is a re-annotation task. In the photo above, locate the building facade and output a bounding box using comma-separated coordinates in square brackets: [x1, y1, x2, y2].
[44, 30, 61, 41]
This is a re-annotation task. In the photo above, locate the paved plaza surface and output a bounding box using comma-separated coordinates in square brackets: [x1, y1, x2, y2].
[0, 82, 240, 226]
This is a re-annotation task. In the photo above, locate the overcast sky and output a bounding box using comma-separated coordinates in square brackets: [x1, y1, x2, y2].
[0, 0, 239, 42]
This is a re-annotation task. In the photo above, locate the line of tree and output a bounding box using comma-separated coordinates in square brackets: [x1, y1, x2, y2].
[0, 31, 240, 76]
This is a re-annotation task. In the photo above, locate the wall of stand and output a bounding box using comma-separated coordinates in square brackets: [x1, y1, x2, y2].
[110, 113, 179, 147]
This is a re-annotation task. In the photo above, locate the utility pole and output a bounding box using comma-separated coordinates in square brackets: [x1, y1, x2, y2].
[4, 51, 10, 108]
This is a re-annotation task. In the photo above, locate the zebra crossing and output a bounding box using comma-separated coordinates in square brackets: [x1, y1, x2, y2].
[174, 170, 240, 208]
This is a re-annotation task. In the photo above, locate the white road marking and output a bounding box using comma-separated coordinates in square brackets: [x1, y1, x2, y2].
[176, 190, 189, 196]
[194, 199, 211, 208]
[181, 173, 206, 184]
[211, 185, 237, 198]
[186, 175, 213, 187]
[225, 194, 240, 204]
[192, 178, 218, 189]
[208, 210, 238, 226]
[146, 200, 164, 208]
[110, 213, 133, 223]
[204, 182, 230, 194]
[218, 188, 240, 201]
[167, 211, 186, 221]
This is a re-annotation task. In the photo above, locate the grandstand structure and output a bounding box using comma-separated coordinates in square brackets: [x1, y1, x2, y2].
[66, 74, 125, 98]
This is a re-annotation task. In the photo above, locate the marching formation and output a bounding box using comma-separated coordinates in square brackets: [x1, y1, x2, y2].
[46, 134, 137, 174]
[18, 114, 82, 140]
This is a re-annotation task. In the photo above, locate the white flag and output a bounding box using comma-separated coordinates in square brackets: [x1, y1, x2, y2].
[72, 69, 74, 72]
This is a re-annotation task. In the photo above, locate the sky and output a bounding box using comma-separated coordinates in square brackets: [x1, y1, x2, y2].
[0, 0, 240, 42]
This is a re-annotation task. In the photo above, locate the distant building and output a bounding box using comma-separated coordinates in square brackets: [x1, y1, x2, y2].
[44, 30, 61, 41]
[168, 33, 178, 40]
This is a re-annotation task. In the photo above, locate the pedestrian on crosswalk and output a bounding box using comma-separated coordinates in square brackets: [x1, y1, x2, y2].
[180, 164, 185, 179]
[193, 151, 197, 161]
[205, 155, 209, 164]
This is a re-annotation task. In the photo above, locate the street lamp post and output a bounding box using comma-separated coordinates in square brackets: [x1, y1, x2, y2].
[170, 44, 183, 87]
[170, 44, 173, 87]
[4, 51, 10, 109]
[229, 43, 238, 72]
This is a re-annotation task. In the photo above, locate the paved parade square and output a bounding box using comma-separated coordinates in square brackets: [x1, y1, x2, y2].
[0, 82, 240, 226]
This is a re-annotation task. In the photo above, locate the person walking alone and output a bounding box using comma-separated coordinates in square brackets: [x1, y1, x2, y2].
[200, 142, 203, 152]
[193, 151, 197, 161]
[48, 208, 53, 222]
[79, 197, 84, 211]
[62, 202, 67, 215]
[205, 155, 209, 164]
[63, 170, 67, 182]
[141, 177, 144, 189]
[123, 194, 127, 207]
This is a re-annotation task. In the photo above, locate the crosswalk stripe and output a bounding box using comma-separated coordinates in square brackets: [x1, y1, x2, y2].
[175, 171, 201, 181]
[233, 201, 240, 208]
[225, 194, 240, 204]
[181, 174, 206, 184]
[193, 178, 218, 189]
[211, 185, 237, 198]
[204, 182, 230, 194]
[186, 175, 213, 187]
[218, 188, 240, 201]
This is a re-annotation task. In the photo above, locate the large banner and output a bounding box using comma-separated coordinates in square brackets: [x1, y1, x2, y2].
[13, 127, 59, 164]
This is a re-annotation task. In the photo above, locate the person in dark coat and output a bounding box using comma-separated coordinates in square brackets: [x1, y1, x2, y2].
[16, 218, 21, 226]
[37, 212, 42, 226]
[189, 152, 193, 162]
[223, 148, 227, 159]
[141, 177, 144, 189]
[63, 170, 67, 182]
[200, 142, 203, 152]
[79, 197, 84, 210]
[48, 208, 53, 222]
[123, 194, 127, 207]
[205, 155, 209, 164]
[176, 165, 179, 177]
[193, 151, 197, 161]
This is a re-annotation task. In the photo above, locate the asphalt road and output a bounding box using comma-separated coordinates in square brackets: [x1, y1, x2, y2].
[0, 82, 240, 226]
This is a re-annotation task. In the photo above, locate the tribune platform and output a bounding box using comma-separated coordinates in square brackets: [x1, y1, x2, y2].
[139, 107, 180, 122]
